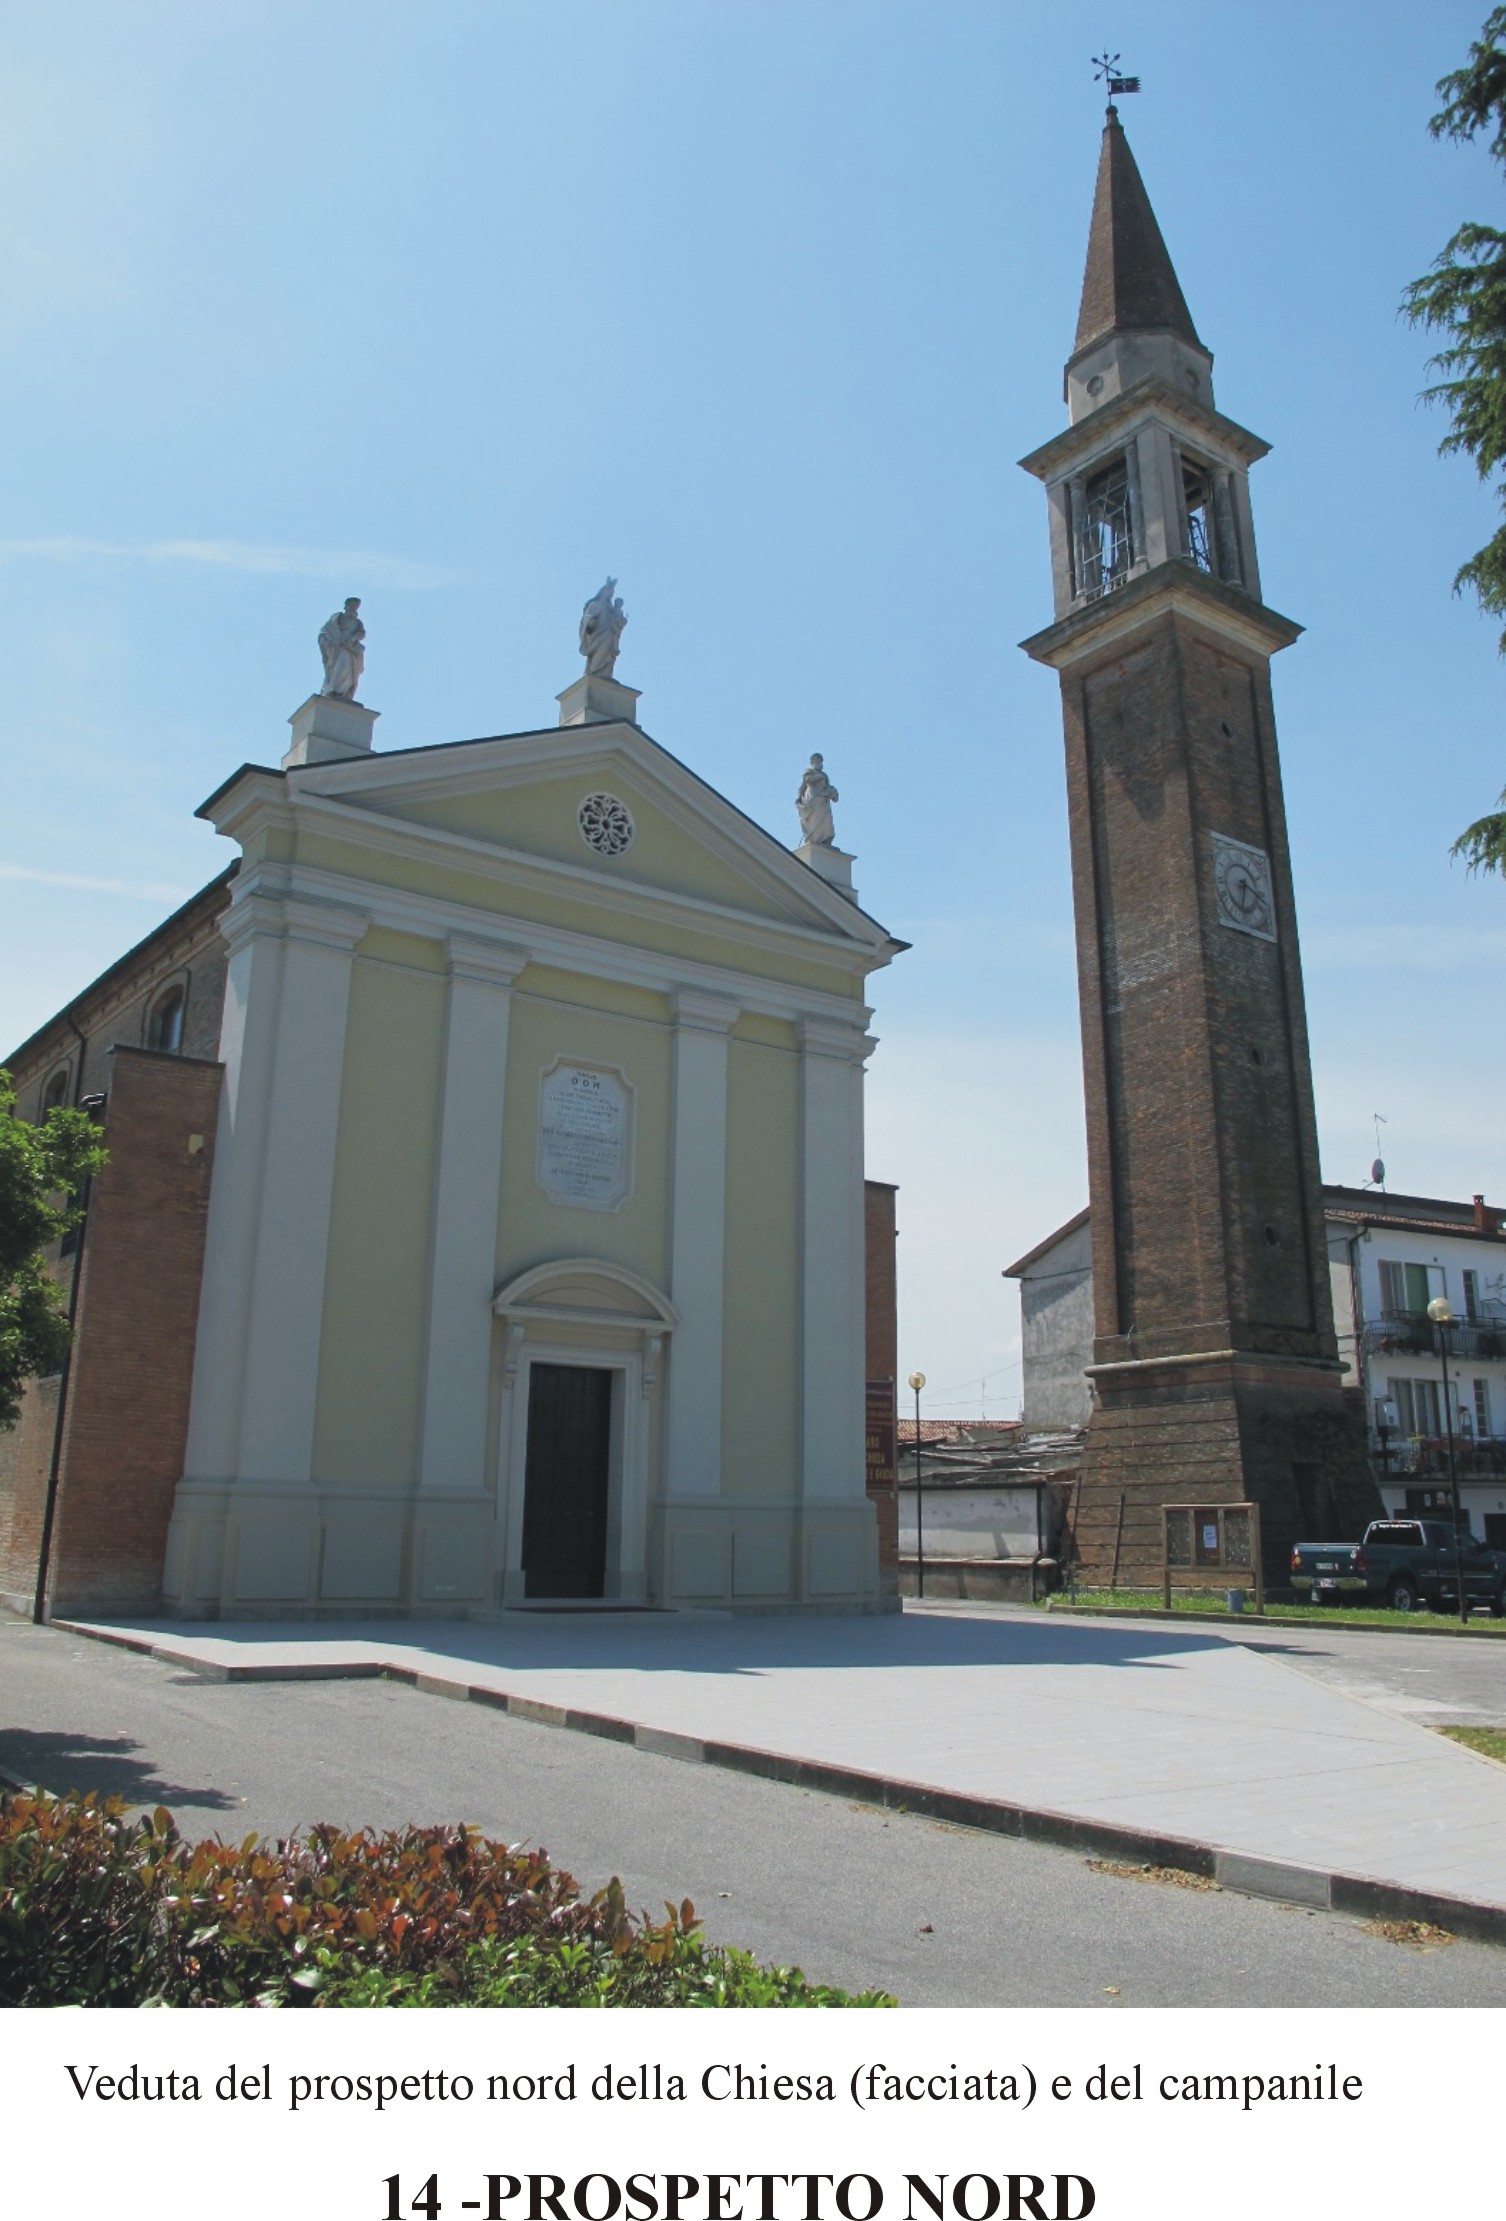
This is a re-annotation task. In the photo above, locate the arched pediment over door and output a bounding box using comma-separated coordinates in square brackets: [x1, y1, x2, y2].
[491, 1258, 678, 1337]
[491, 1260, 676, 1606]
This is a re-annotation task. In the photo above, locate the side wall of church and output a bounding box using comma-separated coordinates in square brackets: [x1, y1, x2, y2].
[1, 877, 232, 1617]
[5, 872, 233, 1120]
[0, 1049, 222, 1616]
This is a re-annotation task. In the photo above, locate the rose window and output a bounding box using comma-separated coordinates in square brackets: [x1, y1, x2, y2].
[577, 793, 635, 858]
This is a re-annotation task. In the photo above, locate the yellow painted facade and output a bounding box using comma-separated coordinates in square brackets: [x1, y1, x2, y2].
[167, 706, 899, 1617]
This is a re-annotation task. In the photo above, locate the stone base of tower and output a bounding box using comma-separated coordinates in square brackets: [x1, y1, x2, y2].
[1068, 1351, 1383, 1589]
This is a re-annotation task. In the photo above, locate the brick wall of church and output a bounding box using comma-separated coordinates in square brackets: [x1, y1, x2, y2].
[5, 869, 232, 1120]
[0, 1048, 223, 1617]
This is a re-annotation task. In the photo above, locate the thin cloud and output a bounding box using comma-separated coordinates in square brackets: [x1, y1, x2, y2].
[0, 862, 190, 902]
[0, 536, 442, 589]
[1303, 922, 1506, 973]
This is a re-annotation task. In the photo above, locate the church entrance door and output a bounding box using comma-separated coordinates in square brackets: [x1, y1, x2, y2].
[521, 1363, 613, 1599]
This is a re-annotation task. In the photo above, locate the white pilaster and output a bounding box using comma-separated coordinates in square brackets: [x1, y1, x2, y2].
[797, 1015, 869, 1500]
[418, 935, 530, 1491]
[664, 989, 740, 1497]
[234, 896, 368, 1483]
[183, 891, 290, 1483]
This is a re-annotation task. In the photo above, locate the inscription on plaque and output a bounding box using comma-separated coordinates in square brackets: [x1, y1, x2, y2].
[537, 1061, 632, 1211]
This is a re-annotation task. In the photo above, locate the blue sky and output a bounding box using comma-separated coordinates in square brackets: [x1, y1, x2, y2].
[2, 1, 1503, 1417]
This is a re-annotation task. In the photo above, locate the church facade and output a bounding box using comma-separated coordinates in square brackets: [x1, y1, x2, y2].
[0, 629, 904, 1620]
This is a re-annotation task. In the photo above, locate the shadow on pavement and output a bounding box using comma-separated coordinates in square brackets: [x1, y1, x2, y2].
[0, 1727, 240, 1813]
[84, 1607, 1234, 1679]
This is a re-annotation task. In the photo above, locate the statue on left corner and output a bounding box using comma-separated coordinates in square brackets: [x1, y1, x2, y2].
[796, 753, 840, 847]
[319, 597, 366, 699]
[579, 577, 627, 679]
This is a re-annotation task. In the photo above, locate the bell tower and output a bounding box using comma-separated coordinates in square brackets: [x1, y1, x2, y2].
[1019, 105, 1379, 1578]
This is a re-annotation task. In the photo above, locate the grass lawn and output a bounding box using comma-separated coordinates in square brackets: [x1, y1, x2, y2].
[1438, 1725, 1506, 1764]
[1041, 1588, 1506, 1633]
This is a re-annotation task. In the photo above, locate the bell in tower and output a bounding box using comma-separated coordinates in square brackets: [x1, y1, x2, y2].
[1018, 101, 1380, 1583]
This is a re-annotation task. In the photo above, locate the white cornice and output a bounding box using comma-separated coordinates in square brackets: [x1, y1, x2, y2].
[1021, 566, 1301, 670]
[674, 988, 743, 1035]
[250, 788, 893, 986]
[231, 857, 874, 1027]
[203, 768, 896, 970]
[1018, 375, 1270, 482]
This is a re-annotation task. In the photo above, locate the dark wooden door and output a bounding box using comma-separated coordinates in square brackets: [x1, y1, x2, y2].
[521, 1363, 613, 1599]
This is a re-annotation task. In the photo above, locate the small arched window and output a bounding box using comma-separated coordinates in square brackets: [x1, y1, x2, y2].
[41, 1066, 70, 1116]
[147, 985, 186, 1054]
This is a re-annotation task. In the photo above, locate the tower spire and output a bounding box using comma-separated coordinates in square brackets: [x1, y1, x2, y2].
[1075, 106, 1201, 354]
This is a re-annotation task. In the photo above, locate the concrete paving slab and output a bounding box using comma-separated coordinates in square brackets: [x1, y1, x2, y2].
[53, 1603, 1506, 1927]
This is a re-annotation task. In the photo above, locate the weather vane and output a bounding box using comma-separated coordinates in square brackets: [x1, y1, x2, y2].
[1092, 51, 1141, 99]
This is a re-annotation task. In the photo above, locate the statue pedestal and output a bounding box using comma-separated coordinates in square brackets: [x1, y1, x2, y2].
[557, 675, 641, 728]
[795, 842, 858, 903]
[284, 694, 380, 769]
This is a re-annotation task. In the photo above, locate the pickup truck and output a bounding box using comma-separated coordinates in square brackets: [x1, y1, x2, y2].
[1290, 1520, 1506, 1614]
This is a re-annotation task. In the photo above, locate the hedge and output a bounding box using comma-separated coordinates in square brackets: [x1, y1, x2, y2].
[0, 1790, 893, 2007]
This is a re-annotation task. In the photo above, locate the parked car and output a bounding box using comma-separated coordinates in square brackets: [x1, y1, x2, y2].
[1289, 1520, 1506, 1615]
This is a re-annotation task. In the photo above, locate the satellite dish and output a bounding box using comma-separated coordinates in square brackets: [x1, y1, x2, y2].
[1370, 1158, 1385, 1187]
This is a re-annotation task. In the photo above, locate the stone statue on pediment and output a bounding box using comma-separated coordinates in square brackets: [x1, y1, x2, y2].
[796, 753, 839, 847]
[318, 598, 366, 700]
[579, 578, 627, 679]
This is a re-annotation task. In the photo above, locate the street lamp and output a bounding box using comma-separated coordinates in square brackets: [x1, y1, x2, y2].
[1426, 1297, 1470, 1625]
[907, 1371, 926, 1600]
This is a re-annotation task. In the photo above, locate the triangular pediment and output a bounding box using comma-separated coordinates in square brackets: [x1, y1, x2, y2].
[274, 720, 889, 949]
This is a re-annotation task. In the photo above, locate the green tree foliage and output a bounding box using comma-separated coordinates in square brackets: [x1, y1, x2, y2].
[1403, 8, 1506, 873]
[0, 1070, 107, 1428]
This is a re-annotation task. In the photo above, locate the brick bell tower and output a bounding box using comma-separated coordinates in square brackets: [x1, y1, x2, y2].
[1019, 104, 1379, 1580]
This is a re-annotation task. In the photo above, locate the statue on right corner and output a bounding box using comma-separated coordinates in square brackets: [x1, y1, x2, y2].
[796, 753, 839, 847]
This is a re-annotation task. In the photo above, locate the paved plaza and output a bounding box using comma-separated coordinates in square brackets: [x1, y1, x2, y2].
[48, 1600, 1506, 1923]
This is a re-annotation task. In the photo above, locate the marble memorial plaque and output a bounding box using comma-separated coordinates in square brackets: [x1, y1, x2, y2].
[537, 1061, 632, 1211]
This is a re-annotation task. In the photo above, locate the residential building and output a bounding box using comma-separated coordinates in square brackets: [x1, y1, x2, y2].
[1325, 1186, 1506, 1543]
[1010, 1185, 1506, 1543]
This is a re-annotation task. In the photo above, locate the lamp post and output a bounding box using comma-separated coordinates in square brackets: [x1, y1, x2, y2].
[1426, 1297, 1469, 1625]
[907, 1370, 926, 1600]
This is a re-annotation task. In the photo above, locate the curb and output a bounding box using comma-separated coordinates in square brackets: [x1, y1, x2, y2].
[45, 1617, 1506, 1952]
[1042, 1601, 1506, 1640]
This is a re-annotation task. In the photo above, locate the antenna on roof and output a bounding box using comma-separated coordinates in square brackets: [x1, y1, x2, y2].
[1092, 50, 1141, 105]
[1365, 1112, 1388, 1192]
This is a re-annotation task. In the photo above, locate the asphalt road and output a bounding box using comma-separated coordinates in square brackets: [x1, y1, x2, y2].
[3, 1615, 1504, 2008]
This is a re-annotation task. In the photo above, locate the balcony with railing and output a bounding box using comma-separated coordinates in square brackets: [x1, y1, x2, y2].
[1372, 1434, 1506, 1479]
[1361, 1310, 1506, 1362]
